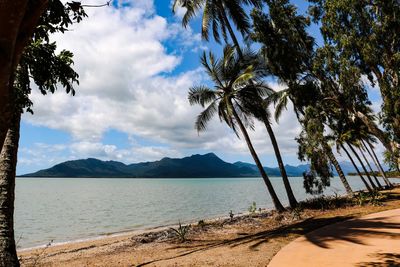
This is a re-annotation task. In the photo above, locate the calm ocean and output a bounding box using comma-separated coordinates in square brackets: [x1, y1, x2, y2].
[15, 176, 391, 248]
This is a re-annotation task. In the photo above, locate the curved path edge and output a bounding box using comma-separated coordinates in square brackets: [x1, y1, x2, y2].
[268, 208, 400, 267]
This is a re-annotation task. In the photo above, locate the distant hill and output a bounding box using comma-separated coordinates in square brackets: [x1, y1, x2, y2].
[21, 153, 361, 178]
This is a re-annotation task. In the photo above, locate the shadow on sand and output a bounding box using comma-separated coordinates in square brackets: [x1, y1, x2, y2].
[136, 211, 400, 266]
[136, 215, 351, 266]
[356, 253, 400, 267]
[303, 215, 400, 249]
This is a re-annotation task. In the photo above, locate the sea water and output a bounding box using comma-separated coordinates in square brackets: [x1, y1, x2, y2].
[15, 176, 392, 248]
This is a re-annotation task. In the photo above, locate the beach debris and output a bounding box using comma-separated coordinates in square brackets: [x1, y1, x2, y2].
[229, 210, 234, 221]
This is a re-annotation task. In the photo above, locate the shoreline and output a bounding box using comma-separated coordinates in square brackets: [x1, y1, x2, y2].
[17, 209, 253, 252]
[17, 180, 398, 251]
[18, 186, 400, 266]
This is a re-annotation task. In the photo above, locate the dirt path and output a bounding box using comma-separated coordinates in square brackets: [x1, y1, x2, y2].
[268, 208, 400, 267]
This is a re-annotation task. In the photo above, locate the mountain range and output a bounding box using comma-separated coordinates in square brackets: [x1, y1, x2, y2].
[21, 153, 360, 178]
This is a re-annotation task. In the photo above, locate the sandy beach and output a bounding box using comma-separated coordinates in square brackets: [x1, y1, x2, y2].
[18, 186, 400, 267]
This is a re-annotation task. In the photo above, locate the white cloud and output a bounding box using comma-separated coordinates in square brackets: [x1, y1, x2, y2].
[21, 1, 303, 169]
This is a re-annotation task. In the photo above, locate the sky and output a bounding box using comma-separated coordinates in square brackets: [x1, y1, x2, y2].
[17, 0, 384, 175]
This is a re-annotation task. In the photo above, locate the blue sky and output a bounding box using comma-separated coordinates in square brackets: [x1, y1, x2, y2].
[17, 0, 383, 175]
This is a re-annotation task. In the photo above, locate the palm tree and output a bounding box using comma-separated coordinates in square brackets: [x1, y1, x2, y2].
[362, 139, 392, 187]
[173, 0, 262, 56]
[233, 53, 298, 207]
[347, 142, 377, 190]
[188, 46, 285, 212]
[358, 145, 383, 188]
[339, 143, 372, 192]
[174, 0, 298, 207]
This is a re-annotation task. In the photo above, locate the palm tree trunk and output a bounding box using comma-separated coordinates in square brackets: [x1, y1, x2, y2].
[263, 119, 298, 207]
[364, 140, 392, 187]
[230, 101, 285, 212]
[359, 147, 383, 189]
[347, 143, 377, 190]
[322, 142, 353, 196]
[217, 2, 243, 59]
[341, 144, 372, 192]
[0, 112, 20, 267]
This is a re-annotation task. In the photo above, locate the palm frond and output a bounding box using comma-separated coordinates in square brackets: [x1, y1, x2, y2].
[195, 101, 218, 132]
[188, 86, 217, 107]
[274, 95, 288, 123]
[233, 65, 254, 85]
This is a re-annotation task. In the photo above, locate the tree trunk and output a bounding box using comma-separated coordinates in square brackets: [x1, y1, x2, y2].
[341, 144, 372, 192]
[263, 119, 298, 207]
[347, 143, 377, 190]
[0, 112, 20, 267]
[217, 2, 243, 59]
[355, 111, 395, 154]
[0, 0, 48, 151]
[363, 140, 392, 187]
[359, 147, 383, 189]
[230, 101, 285, 212]
[323, 143, 353, 196]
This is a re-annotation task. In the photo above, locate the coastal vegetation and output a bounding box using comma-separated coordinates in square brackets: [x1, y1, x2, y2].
[0, 0, 399, 265]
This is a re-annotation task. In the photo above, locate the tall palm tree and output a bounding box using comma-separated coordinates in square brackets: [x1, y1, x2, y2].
[234, 53, 298, 207]
[174, 0, 298, 207]
[173, 0, 262, 56]
[268, 84, 354, 196]
[347, 142, 377, 190]
[362, 139, 392, 187]
[188, 46, 285, 212]
[358, 145, 383, 188]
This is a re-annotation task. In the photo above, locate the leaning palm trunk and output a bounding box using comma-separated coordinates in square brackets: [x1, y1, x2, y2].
[347, 143, 377, 190]
[323, 143, 353, 196]
[230, 101, 285, 212]
[359, 147, 383, 189]
[0, 112, 20, 267]
[263, 119, 298, 207]
[364, 140, 392, 187]
[220, 8, 296, 207]
[341, 144, 372, 192]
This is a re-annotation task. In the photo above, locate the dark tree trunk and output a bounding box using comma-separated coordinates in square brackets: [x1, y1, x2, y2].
[341, 144, 372, 192]
[355, 111, 396, 154]
[359, 147, 383, 189]
[323, 143, 353, 196]
[364, 140, 393, 187]
[0, 112, 20, 267]
[263, 119, 298, 207]
[347, 143, 377, 190]
[217, 2, 243, 59]
[230, 101, 285, 212]
[0, 0, 48, 151]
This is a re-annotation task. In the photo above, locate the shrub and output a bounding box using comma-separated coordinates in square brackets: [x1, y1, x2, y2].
[248, 201, 257, 214]
[170, 222, 190, 242]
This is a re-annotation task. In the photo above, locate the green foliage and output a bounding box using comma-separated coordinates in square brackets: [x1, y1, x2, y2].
[302, 195, 351, 211]
[291, 206, 303, 220]
[173, 0, 262, 43]
[170, 222, 190, 242]
[250, 0, 314, 82]
[248, 201, 257, 213]
[14, 0, 87, 114]
[297, 107, 332, 194]
[309, 0, 400, 160]
[188, 45, 270, 134]
[354, 190, 385, 206]
[355, 192, 369, 206]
